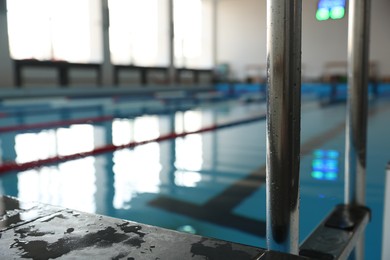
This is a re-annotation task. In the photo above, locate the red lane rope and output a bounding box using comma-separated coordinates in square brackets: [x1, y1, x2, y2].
[0, 115, 114, 133]
[0, 114, 266, 175]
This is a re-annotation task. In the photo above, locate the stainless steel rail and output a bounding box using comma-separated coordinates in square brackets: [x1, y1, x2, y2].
[265, 0, 373, 258]
[345, 0, 371, 209]
[382, 163, 390, 260]
[344, 0, 371, 259]
[266, 0, 302, 254]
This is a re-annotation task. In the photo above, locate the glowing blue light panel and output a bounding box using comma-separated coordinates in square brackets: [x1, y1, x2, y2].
[316, 0, 346, 21]
[311, 149, 339, 181]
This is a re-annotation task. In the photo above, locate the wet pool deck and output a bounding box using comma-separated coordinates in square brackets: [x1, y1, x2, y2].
[0, 196, 311, 259]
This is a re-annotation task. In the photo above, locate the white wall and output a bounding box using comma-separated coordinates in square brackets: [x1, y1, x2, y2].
[301, 0, 348, 80]
[369, 0, 390, 79]
[216, 0, 390, 81]
[217, 0, 267, 80]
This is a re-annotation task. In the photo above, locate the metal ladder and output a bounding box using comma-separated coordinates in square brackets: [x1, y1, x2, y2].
[263, 0, 371, 259]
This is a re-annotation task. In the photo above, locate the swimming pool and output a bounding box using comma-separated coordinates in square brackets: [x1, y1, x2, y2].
[0, 84, 389, 259]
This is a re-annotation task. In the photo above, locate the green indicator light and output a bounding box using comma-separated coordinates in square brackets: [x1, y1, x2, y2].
[312, 171, 324, 179]
[312, 160, 324, 168]
[327, 150, 340, 159]
[316, 8, 330, 21]
[330, 6, 345, 19]
[325, 172, 338, 180]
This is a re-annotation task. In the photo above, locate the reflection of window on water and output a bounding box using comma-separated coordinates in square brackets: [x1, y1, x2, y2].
[17, 158, 97, 213]
[311, 149, 339, 181]
[112, 119, 133, 146]
[7, 0, 102, 62]
[174, 171, 202, 187]
[57, 125, 95, 156]
[15, 124, 95, 162]
[174, 110, 203, 187]
[14, 124, 97, 212]
[112, 116, 161, 209]
[15, 130, 57, 163]
[175, 110, 202, 133]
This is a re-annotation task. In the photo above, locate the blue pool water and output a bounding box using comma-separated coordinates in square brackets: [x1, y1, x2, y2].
[0, 84, 389, 259]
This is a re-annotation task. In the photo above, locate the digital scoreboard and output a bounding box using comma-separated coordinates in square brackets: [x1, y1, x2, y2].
[316, 0, 346, 21]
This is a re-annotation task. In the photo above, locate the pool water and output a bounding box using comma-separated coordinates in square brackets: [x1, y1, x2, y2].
[0, 84, 389, 259]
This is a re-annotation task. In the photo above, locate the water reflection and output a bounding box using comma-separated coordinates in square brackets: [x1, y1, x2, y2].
[112, 116, 162, 209]
[311, 149, 340, 181]
[112, 119, 133, 145]
[174, 171, 202, 187]
[174, 110, 203, 187]
[1, 107, 218, 216]
[113, 144, 161, 209]
[56, 125, 95, 156]
[175, 136, 203, 172]
[17, 157, 97, 213]
[14, 124, 95, 162]
[110, 111, 207, 208]
[12, 124, 98, 212]
[15, 130, 57, 163]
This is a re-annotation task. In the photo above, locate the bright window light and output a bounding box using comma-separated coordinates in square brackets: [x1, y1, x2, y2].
[174, 0, 202, 65]
[175, 171, 202, 187]
[15, 130, 57, 163]
[113, 144, 161, 209]
[108, 0, 161, 66]
[112, 115, 162, 209]
[7, 0, 102, 62]
[56, 124, 95, 156]
[17, 158, 97, 213]
[108, 0, 212, 67]
[133, 116, 160, 142]
[175, 110, 203, 173]
[112, 119, 133, 146]
[14, 125, 95, 163]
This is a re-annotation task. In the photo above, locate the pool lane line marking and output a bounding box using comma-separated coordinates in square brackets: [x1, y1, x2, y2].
[149, 195, 267, 237]
[0, 115, 115, 134]
[149, 166, 267, 237]
[0, 99, 263, 134]
[148, 118, 345, 237]
[0, 108, 179, 134]
[0, 96, 335, 134]
[0, 114, 266, 175]
[148, 101, 390, 237]
[0, 89, 238, 119]
[0, 104, 106, 118]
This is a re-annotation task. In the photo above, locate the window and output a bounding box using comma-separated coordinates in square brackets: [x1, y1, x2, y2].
[109, 0, 213, 68]
[174, 0, 213, 68]
[7, 0, 103, 63]
[109, 0, 169, 66]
